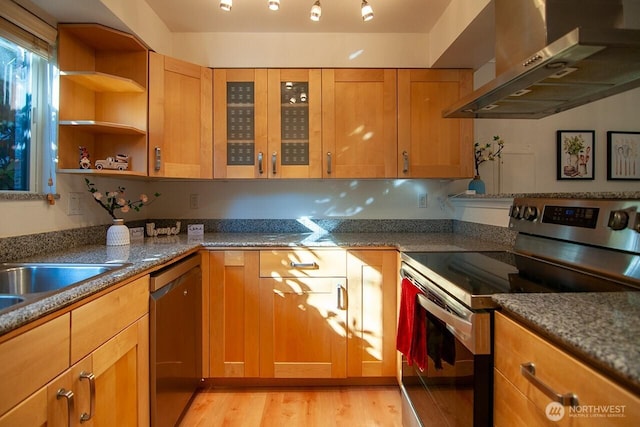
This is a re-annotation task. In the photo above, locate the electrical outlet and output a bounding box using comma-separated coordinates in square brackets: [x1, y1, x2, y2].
[68, 192, 83, 215]
[188, 224, 204, 236]
[189, 193, 199, 209]
[418, 193, 428, 208]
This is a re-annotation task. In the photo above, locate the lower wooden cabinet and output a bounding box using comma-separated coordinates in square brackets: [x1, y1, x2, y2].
[0, 276, 149, 427]
[208, 248, 397, 381]
[209, 250, 260, 377]
[494, 311, 639, 427]
[346, 250, 397, 378]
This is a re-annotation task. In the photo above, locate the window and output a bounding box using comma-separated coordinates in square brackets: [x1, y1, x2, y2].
[0, 11, 57, 194]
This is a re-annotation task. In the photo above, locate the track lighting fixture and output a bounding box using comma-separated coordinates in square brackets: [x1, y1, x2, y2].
[268, 0, 280, 11]
[361, 0, 374, 22]
[219, 0, 232, 12]
[219, 0, 374, 23]
[310, 1, 322, 22]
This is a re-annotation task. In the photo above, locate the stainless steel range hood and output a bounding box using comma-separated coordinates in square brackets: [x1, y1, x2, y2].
[443, 0, 640, 119]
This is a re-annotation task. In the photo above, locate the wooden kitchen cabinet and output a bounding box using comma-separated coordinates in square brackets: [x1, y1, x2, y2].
[0, 276, 149, 426]
[259, 249, 348, 378]
[494, 311, 640, 427]
[57, 24, 148, 176]
[148, 52, 213, 178]
[397, 69, 474, 178]
[267, 69, 323, 178]
[213, 69, 268, 178]
[209, 250, 261, 377]
[346, 250, 397, 378]
[321, 69, 398, 178]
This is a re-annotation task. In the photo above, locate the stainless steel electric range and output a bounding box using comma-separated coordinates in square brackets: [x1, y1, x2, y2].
[399, 197, 640, 427]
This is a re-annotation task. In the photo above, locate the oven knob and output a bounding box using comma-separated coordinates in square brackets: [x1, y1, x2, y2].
[523, 206, 538, 221]
[608, 210, 629, 230]
[510, 205, 522, 219]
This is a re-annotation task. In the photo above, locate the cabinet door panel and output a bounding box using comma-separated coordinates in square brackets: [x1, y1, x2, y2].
[213, 69, 268, 179]
[149, 52, 213, 178]
[0, 388, 47, 427]
[209, 251, 260, 377]
[260, 277, 347, 378]
[267, 69, 322, 178]
[398, 69, 473, 178]
[322, 69, 397, 178]
[347, 250, 397, 378]
[0, 314, 70, 417]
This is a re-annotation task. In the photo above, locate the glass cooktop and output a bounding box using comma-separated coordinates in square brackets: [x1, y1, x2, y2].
[401, 251, 633, 309]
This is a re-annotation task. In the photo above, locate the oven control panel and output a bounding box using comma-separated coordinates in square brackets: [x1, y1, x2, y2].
[509, 197, 640, 254]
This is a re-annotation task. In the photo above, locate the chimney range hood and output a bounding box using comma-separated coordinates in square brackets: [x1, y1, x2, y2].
[443, 0, 640, 119]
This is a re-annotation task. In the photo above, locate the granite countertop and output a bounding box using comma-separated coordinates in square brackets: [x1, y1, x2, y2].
[0, 232, 509, 336]
[493, 292, 640, 395]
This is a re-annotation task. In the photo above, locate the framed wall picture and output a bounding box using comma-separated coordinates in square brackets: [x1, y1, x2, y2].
[557, 130, 595, 180]
[607, 131, 640, 180]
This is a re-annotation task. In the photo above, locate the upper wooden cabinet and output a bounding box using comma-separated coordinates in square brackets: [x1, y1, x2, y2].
[321, 69, 398, 178]
[57, 24, 148, 176]
[149, 52, 213, 179]
[267, 69, 322, 178]
[397, 69, 474, 178]
[213, 69, 268, 179]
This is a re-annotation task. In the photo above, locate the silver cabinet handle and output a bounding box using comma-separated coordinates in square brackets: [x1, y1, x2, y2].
[272, 152, 277, 175]
[402, 150, 409, 174]
[154, 147, 161, 171]
[79, 371, 96, 423]
[258, 152, 264, 174]
[289, 261, 318, 269]
[520, 362, 579, 407]
[327, 152, 332, 175]
[57, 388, 75, 427]
[336, 284, 346, 310]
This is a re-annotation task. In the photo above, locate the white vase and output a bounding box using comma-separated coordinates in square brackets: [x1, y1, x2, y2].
[106, 219, 130, 246]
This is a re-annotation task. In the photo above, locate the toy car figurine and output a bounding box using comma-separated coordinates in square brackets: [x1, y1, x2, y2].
[95, 154, 129, 171]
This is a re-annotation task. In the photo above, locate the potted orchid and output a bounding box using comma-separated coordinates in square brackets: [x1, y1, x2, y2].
[85, 178, 160, 245]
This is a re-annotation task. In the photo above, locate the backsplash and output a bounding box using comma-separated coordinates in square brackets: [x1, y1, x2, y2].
[0, 219, 514, 262]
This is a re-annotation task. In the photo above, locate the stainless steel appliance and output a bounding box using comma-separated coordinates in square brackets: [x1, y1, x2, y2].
[444, 0, 640, 119]
[399, 197, 640, 427]
[150, 254, 202, 427]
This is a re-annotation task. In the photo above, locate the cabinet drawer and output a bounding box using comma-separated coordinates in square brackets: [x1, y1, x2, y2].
[0, 314, 70, 416]
[71, 275, 149, 363]
[494, 312, 639, 424]
[260, 249, 346, 278]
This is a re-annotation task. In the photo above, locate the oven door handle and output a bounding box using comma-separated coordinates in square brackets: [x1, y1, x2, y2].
[416, 293, 472, 339]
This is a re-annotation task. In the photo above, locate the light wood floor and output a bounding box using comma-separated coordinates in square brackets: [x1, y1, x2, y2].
[179, 386, 403, 426]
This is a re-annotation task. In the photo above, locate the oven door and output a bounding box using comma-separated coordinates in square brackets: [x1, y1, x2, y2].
[400, 264, 493, 427]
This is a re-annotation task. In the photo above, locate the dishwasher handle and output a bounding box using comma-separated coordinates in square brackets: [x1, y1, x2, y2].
[150, 254, 200, 292]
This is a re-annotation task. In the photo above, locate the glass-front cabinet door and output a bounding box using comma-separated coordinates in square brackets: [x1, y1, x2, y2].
[213, 69, 268, 179]
[267, 69, 322, 178]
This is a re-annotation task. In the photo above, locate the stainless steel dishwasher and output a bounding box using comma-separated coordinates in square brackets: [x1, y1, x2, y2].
[150, 254, 202, 427]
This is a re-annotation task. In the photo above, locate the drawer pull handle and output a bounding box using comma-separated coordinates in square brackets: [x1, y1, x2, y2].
[79, 371, 96, 423]
[402, 150, 409, 174]
[258, 152, 264, 174]
[520, 362, 579, 408]
[56, 388, 75, 427]
[289, 261, 318, 269]
[336, 284, 346, 310]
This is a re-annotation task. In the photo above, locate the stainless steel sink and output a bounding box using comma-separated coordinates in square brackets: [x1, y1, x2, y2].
[0, 263, 129, 296]
[0, 294, 25, 310]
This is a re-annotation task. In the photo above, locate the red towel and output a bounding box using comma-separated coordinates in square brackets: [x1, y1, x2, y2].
[396, 278, 428, 371]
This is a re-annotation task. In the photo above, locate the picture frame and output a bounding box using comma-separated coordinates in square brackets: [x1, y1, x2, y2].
[606, 131, 640, 180]
[557, 130, 595, 180]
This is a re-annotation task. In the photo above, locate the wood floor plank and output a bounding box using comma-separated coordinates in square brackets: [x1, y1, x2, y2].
[179, 386, 402, 426]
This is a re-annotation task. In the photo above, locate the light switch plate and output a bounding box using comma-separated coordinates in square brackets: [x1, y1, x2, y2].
[188, 224, 204, 236]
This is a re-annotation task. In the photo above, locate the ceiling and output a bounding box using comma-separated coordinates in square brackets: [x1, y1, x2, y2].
[21, 0, 453, 34]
